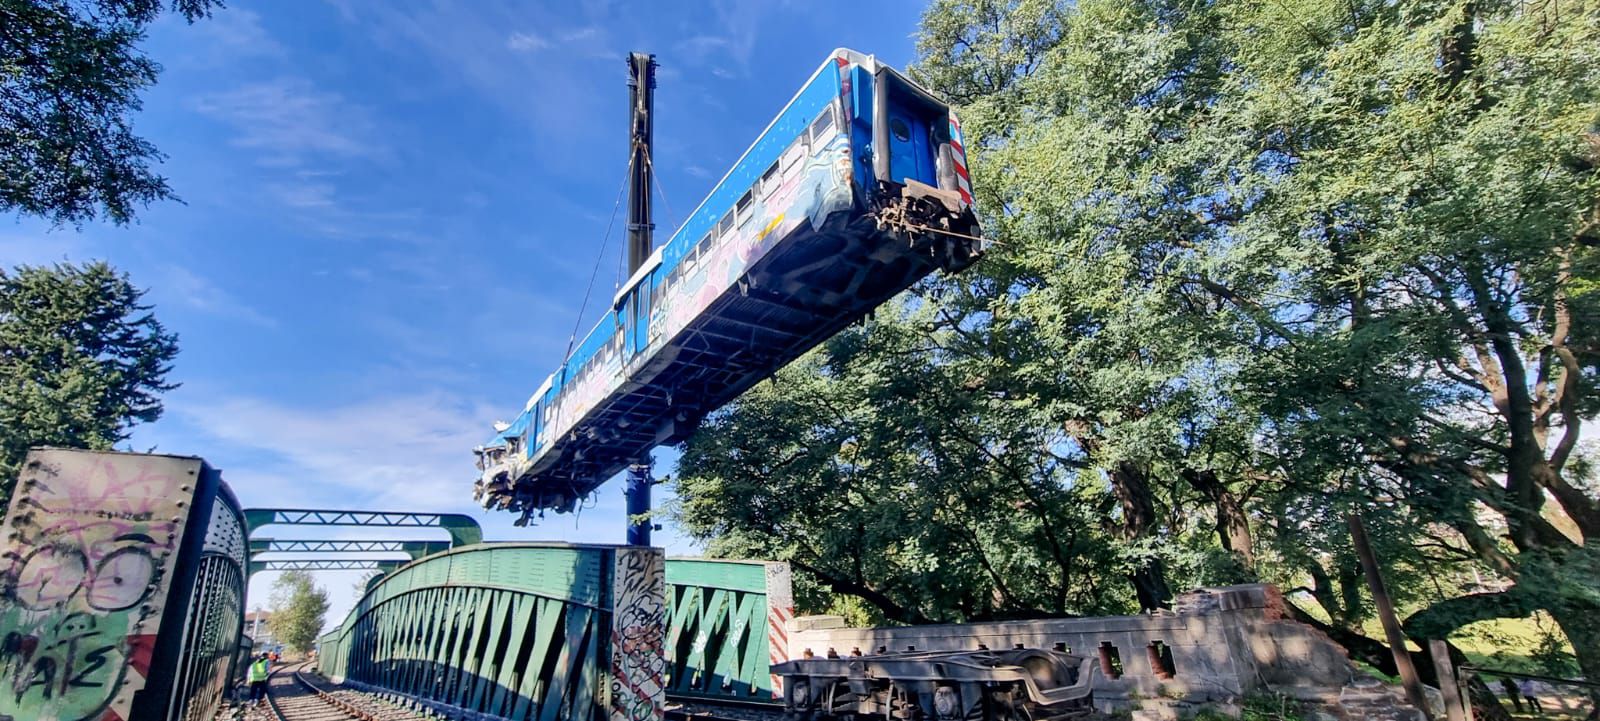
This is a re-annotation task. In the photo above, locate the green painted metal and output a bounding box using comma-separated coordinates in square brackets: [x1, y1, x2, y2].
[661, 559, 791, 703]
[311, 545, 791, 714]
[317, 543, 666, 721]
[249, 559, 406, 574]
[249, 538, 451, 558]
[243, 508, 484, 546]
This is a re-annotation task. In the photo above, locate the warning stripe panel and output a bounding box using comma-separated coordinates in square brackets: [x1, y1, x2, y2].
[767, 604, 793, 697]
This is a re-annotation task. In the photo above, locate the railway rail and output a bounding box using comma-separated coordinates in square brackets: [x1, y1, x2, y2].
[665, 696, 785, 721]
[242, 663, 426, 721]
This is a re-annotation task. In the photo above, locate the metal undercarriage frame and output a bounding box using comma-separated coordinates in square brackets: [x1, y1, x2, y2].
[483, 191, 982, 524]
[773, 647, 1095, 721]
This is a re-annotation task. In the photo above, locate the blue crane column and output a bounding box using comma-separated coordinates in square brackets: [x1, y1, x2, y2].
[624, 51, 657, 546]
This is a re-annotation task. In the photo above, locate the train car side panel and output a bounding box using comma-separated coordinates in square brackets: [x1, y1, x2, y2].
[532, 58, 848, 470]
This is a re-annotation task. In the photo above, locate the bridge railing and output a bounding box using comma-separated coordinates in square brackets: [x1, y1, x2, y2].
[662, 559, 792, 702]
[316, 543, 665, 721]
[315, 548, 795, 717]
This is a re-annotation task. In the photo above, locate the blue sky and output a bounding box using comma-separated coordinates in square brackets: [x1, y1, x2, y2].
[2, 0, 929, 628]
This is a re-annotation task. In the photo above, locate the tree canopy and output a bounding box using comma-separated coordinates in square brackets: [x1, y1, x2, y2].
[269, 570, 330, 654]
[0, 261, 179, 503]
[675, 0, 1599, 683]
[1, 0, 224, 225]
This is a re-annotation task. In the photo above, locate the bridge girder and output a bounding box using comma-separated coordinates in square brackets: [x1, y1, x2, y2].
[242, 508, 483, 547]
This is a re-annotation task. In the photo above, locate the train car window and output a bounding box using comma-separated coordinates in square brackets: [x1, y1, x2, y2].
[809, 109, 834, 143]
[736, 191, 753, 225]
[760, 162, 780, 198]
[717, 212, 733, 238]
[890, 117, 911, 142]
[781, 142, 805, 171]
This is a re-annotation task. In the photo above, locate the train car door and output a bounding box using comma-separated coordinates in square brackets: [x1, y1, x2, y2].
[886, 108, 936, 187]
[622, 278, 652, 359]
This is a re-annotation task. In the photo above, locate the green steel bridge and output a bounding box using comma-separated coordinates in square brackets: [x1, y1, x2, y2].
[244, 507, 791, 721]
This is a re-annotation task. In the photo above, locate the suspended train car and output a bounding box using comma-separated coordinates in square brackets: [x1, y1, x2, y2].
[475, 49, 983, 522]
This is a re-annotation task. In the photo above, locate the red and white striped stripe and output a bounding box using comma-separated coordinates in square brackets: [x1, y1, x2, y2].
[768, 602, 792, 696]
[948, 112, 973, 206]
[765, 562, 794, 698]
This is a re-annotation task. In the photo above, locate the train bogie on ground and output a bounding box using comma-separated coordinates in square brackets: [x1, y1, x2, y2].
[772, 648, 1094, 721]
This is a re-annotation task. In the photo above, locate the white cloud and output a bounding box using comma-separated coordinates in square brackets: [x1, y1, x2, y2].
[156, 265, 278, 328]
[191, 78, 385, 166]
[177, 391, 492, 511]
[267, 181, 337, 209]
[195, 8, 286, 59]
[506, 31, 549, 52]
[330, 3, 616, 144]
[672, 1, 764, 78]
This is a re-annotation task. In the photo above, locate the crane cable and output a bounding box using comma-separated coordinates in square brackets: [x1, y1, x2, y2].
[564, 153, 635, 365]
[641, 151, 679, 238]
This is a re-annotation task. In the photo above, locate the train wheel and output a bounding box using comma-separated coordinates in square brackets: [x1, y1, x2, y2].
[932, 685, 963, 721]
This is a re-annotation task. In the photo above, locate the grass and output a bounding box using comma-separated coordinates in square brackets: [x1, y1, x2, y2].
[1189, 693, 1307, 721]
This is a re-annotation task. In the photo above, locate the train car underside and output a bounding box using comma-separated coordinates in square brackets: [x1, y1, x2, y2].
[479, 188, 980, 522]
[773, 648, 1095, 721]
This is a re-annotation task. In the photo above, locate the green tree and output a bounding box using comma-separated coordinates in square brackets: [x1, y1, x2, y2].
[2, 0, 224, 225]
[677, 312, 1128, 623]
[922, 0, 1600, 678]
[0, 261, 179, 504]
[678, 0, 1600, 685]
[269, 570, 330, 655]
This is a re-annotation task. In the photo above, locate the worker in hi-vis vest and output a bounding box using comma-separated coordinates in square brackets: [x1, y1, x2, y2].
[248, 653, 271, 704]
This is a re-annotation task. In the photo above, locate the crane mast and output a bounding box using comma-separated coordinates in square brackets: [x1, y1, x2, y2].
[623, 52, 657, 546]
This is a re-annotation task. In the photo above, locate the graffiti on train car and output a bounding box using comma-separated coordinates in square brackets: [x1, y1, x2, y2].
[0, 451, 199, 721]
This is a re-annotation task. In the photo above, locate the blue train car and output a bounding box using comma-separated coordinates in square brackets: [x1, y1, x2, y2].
[474, 49, 982, 522]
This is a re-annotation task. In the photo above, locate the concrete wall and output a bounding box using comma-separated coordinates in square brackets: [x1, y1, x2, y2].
[786, 585, 1356, 708]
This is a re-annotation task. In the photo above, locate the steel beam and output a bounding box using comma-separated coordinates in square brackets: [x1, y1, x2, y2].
[662, 559, 792, 702]
[249, 538, 451, 559]
[248, 559, 405, 574]
[242, 508, 483, 546]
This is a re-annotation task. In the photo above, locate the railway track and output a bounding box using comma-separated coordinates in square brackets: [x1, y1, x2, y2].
[227, 665, 784, 721]
[664, 696, 785, 721]
[239, 663, 426, 721]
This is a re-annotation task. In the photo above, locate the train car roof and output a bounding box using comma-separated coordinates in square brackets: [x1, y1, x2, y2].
[611, 48, 877, 305]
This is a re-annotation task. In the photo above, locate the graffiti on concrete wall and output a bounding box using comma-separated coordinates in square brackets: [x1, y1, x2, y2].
[0, 450, 199, 721]
[610, 547, 665, 721]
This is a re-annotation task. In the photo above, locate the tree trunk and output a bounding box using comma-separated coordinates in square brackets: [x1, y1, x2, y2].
[1181, 468, 1254, 566]
[1548, 603, 1600, 698]
[1284, 602, 1512, 721]
[1110, 461, 1172, 610]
